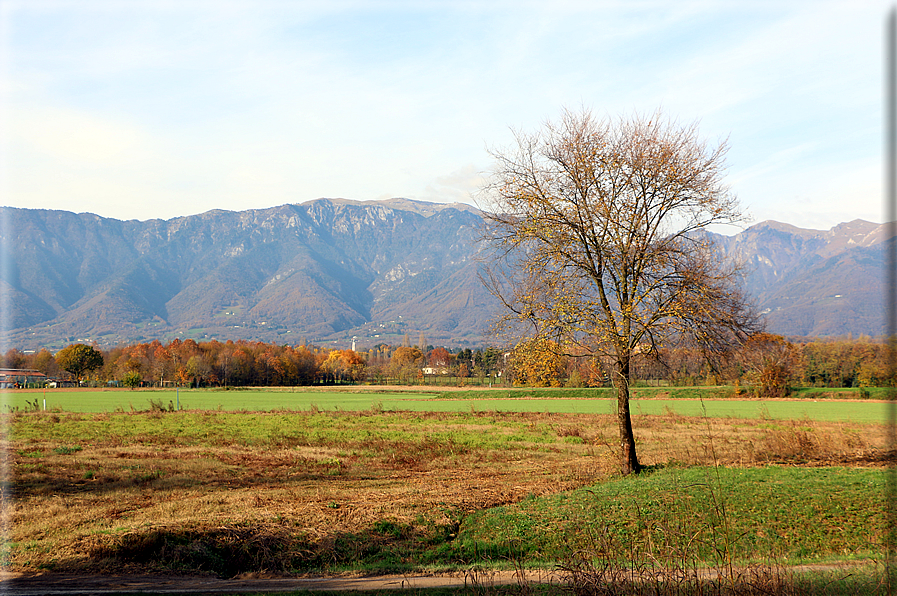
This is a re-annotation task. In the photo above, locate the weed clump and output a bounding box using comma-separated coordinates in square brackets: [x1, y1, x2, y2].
[148, 398, 176, 413]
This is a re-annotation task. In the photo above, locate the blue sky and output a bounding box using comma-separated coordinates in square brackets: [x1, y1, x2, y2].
[0, 0, 888, 232]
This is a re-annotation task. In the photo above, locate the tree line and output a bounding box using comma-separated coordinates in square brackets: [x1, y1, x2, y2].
[512, 333, 892, 393]
[1, 339, 506, 388]
[2, 335, 891, 391]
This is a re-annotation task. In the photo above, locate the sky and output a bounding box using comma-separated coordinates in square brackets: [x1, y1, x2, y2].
[0, 0, 890, 232]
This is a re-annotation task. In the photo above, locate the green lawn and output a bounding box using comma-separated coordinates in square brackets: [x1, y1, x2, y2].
[3, 388, 422, 414]
[3, 387, 889, 423]
[453, 465, 885, 566]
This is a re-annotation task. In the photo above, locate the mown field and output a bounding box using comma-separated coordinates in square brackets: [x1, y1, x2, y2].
[3, 386, 892, 594]
[3, 385, 890, 423]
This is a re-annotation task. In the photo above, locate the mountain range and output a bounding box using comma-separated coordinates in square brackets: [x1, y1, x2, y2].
[717, 219, 890, 338]
[1, 199, 891, 351]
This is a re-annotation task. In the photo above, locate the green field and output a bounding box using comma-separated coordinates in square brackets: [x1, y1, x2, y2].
[457, 466, 884, 565]
[3, 387, 889, 423]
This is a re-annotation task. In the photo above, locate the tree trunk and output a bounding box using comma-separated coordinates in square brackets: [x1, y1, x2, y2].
[614, 357, 641, 475]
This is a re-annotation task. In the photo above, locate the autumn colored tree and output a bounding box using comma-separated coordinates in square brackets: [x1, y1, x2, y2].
[581, 356, 609, 387]
[151, 343, 173, 386]
[227, 345, 255, 385]
[55, 344, 104, 383]
[320, 349, 366, 383]
[2, 349, 25, 369]
[510, 338, 565, 387]
[340, 350, 367, 381]
[285, 344, 319, 385]
[31, 349, 60, 377]
[389, 346, 424, 383]
[480, 108, 759, 474]
[427, 347, 452, 367]
[795, 338, 891, 388]
[740, 333, 799, 397]
[255, 349, 280, 386]
[391, 346, 424, 367]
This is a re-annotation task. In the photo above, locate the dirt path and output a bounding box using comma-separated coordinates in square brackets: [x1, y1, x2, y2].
[0, 570, 559, 595]
[0, 563, 873, 595]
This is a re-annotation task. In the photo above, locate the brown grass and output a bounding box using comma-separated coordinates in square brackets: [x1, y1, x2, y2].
[3, 410, 887, 576]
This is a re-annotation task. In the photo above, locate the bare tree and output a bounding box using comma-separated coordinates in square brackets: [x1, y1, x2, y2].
[479, 108, 760, 475]
[740, 332, 799, 398]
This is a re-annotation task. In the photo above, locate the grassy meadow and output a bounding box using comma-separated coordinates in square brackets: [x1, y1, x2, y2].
[3, 385, 890, 423]
[3, 385, 891, 594]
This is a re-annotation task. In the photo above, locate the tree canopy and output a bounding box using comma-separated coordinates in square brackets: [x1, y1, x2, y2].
[55, 344, 104, 382]
[480, 108, 760, 474]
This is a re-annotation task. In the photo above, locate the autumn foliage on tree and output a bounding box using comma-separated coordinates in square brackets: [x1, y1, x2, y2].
[480, 108, 760, 474]
[320, 350, 366, 383]
[740, 333, 799, 398]
[799, 337, 891, 387]
[55, 344, 104, 383]
[391, 346, 424, 367]
[428, 347, 452, 367]
[96, 339, 320, 387]
[510, 338, 565, 387]
[388, 346, 424, 383]
[7, 335, 890, 391]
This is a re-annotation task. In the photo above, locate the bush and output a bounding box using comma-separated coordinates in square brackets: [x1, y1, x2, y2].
[122, 371, 141, 389]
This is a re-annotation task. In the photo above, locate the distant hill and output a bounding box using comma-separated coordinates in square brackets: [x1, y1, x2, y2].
[715, 219, 891, 338]
[1, 199, 891, 350]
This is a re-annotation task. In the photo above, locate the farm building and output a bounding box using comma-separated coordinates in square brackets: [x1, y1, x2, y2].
[0, 369, 49, 388]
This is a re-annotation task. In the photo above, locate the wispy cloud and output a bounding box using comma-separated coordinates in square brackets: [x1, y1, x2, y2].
[1, 0, 889, 228]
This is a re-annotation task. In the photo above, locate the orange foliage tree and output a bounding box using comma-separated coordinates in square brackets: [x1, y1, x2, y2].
[388, 346, 424, 383]
[320, 349, 367, 383]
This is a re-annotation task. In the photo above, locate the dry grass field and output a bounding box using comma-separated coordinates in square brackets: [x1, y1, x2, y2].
[5, 406, 888, 578]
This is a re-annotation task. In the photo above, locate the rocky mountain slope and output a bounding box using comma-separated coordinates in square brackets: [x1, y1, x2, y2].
[717, 219, 891, 337]
[1, 199, 891, 350]
[2, 199, 492, 350]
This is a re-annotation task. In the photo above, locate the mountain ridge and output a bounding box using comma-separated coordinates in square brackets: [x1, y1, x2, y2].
[2, 200, 891, 350]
